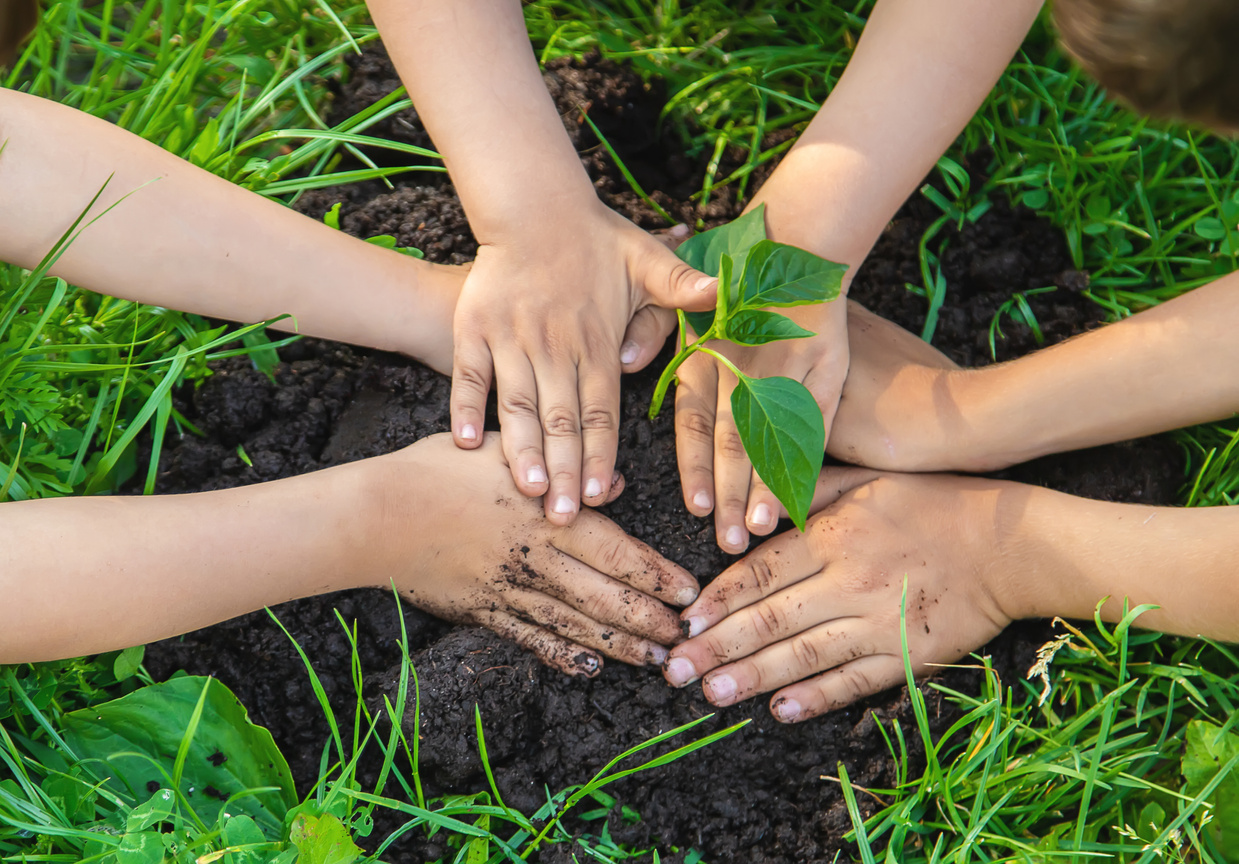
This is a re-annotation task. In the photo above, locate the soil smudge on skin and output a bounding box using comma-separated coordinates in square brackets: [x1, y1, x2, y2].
[142, 45, 1184, 862]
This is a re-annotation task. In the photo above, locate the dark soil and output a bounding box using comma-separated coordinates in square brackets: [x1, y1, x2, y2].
[141, 47, 1185, 862]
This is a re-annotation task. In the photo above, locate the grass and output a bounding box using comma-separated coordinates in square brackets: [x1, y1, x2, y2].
[0, 0, 441, 502]
[3, 0, 1239, 861]
[0, 597, 743, 862]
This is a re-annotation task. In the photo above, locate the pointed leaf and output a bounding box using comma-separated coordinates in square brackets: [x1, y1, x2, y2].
[676, 204, 767, 277]
[738, 240, 846, 308]
[730, 376, 825, 529]
[724, 310, 815, 346]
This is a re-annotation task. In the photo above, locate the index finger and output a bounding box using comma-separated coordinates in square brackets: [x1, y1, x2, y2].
[555, 509, 700, 608]
[680, 527, 822, 638]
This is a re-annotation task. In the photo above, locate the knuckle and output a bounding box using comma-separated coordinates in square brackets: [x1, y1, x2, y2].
[581, 591, 620, 625]
[744, 556, 779, 596]
[542, 406, 580, 438]
[837, 667, 878, 707]
[580, 404, 617, 433]
[789, 634, 824, 673]
[453, 364, 492, 396]
[499, 390, 539, 419]
[677, 410, 714, 443]
[748, 602, 787, 642]
[716, 427, 748, 461]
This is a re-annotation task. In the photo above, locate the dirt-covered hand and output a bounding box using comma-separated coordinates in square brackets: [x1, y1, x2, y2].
[449, 203, 716, 526]
[662, 468, 1020, 721]
[673, 298, 849, 553]
[384, 433, 700, 677]
[828, 302, 986, 471]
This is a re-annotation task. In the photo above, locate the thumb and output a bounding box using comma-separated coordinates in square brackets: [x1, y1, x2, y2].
[620, 305, 677, 372]
[635, 241, 717, 313]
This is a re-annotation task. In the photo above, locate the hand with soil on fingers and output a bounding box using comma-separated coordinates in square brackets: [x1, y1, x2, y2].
[387, 433, 700, 677]
[663, 468, 1018, 722]
[664, 463, 1239, 721]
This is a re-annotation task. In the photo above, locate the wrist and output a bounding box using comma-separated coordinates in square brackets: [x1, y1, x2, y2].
[470, 189, 608, 247]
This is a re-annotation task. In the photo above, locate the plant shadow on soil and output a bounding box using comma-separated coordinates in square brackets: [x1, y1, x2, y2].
[140, 47, 1184, 863]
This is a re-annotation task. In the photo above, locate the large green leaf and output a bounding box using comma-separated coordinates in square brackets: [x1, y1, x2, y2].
[676, 203, 767, 277]
[1182, 719, 1239, 857]
[724, 310, 815, 346]
[730, 375, 825, 530]
[62, 676, 296, 832]
[738, 240, 846, 309]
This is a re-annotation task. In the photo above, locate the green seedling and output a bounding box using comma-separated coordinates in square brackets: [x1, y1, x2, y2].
[647, 204, 846, 529]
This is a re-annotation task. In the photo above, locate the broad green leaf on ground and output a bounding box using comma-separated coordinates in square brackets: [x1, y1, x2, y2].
[724, 309, 815, 345]
[221, 813, 277, 864]
[61, 676, 296, 832]
[1182, 719, 1239, 857]
[730, 375, 825, 529]
[289, 812, 364, 864]
[676, 203, 767, 277]
[738, 240, 847, 309]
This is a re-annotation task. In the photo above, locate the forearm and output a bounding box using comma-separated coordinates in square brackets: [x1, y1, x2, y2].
[0, 88, 459, 371]
[753, 0, 1043, 268]
[366, 0, 598, 238]
[960, 274, 1239, 467]
[0, 455, 395, 663]
[1000, 486, 1239, 641]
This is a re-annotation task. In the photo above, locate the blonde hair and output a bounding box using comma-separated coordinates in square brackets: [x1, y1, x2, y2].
[1052, 0, 1239, 129]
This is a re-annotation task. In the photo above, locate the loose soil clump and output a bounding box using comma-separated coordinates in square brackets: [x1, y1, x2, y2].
[143, 46, 1184, 862]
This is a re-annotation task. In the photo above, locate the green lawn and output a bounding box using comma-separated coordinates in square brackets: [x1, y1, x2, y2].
[2, 1, 1238, 861]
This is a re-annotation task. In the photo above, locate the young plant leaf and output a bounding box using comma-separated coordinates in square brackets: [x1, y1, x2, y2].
[730, 375, 825, 530]
[676, 203, 767, 277]
[724, 310, 815, 346]
[678, 204, 767, 335]
[738, 240, 847, 309]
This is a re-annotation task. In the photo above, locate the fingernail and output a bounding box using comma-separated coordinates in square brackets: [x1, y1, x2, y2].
[670, 223, 690, 238]
[620, 341, 640, 365]
[460, 424, 478, 442]
[694, 275, 717, 293]
[687, 616, 708, 638]
[646, 645, 669, 666]
[665, 656, 697, 687]
[584, 478, 603, 499]
[751, 503, 773, 527]
[527, 466, 547, 486]
[724, 525, 745, 549]
[552, 495, 576, 515]
[773, 697, 801, 723]
[579, 654, 600, 676]
[707, 673, 736, 703]
[675, 587, 699, 607]
[692, 491, 712, 512]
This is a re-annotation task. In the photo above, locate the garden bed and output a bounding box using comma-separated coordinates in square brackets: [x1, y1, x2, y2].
[141, 47, 1184, 863]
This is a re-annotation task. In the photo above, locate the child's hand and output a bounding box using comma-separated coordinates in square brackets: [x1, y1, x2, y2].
[384, 432, 701, 676]
[672, 299, 850, 553]
[661, 468, 1022, 721]
[450, 203, 716, 526]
